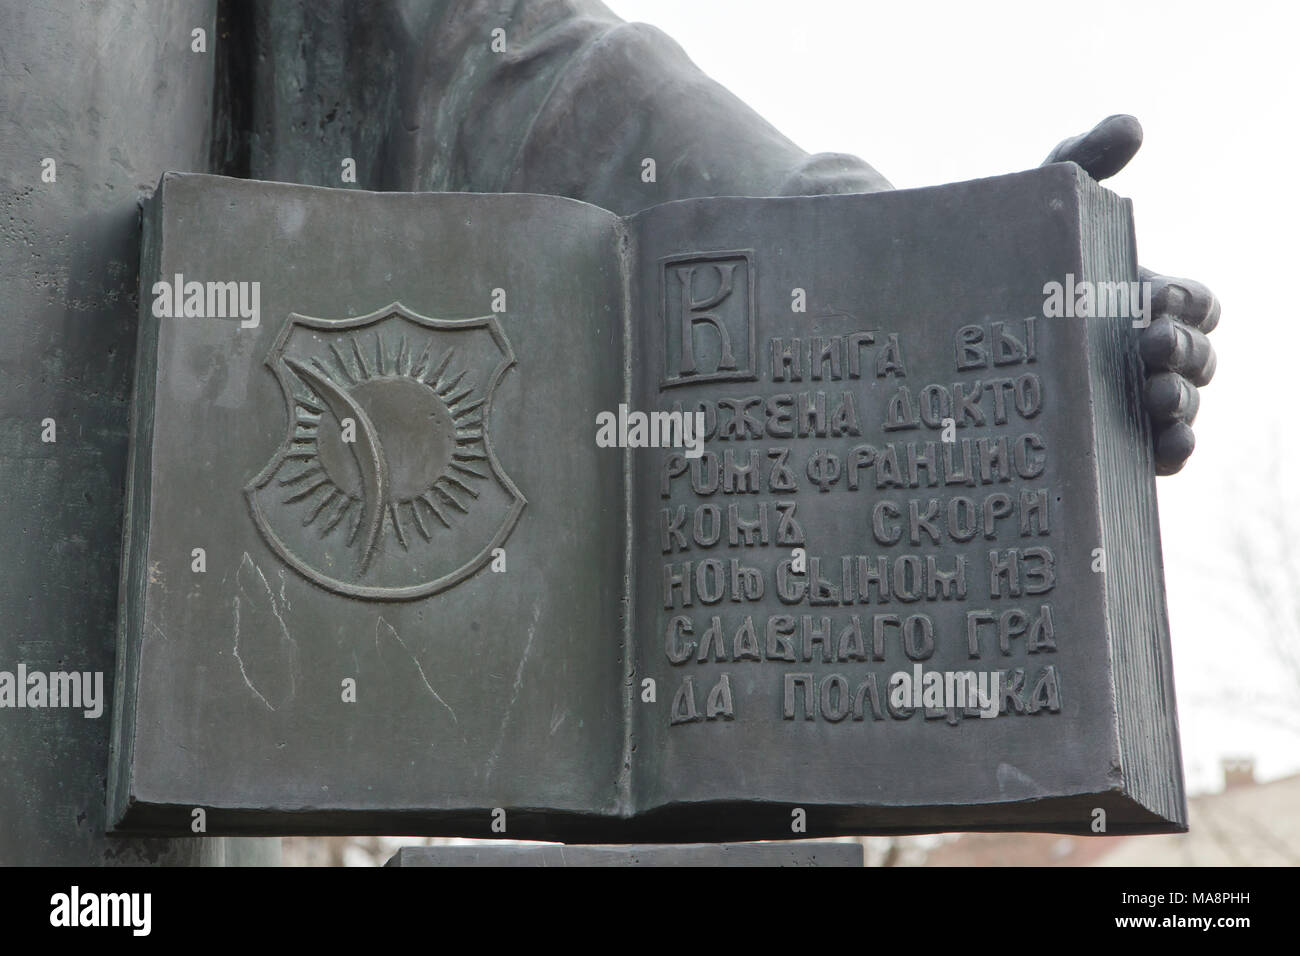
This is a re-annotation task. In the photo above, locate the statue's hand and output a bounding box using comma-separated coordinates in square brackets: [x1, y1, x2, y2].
[1042, 115, 1218, 475]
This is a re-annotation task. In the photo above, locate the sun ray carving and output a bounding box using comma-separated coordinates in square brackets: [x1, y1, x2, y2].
[272, 329, 492, 575]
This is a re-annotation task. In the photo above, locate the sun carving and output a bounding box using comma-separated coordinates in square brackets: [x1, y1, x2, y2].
[279, 331, 491, 568]
[245, 303, 525, 600]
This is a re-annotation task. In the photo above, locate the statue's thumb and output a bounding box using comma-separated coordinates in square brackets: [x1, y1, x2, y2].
[1042, 114, 1143, 182]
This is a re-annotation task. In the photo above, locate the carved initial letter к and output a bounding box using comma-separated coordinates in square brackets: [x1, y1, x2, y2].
[677, 264, 737, 376]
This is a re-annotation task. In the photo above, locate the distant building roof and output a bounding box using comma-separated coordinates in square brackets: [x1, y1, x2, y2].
[1099, 771, 1300, 866]
[924, 766, 1300, 867]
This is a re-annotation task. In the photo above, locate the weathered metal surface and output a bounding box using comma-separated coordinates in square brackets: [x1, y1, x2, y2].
[0, 0, 277, 865]
[112, 166, 1183, 841]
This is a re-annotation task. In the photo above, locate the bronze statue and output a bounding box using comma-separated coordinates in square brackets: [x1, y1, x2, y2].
[0, 0, 1216, 864]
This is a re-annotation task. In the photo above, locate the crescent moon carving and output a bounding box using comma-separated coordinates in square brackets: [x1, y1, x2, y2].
[286, 357, 389, 574]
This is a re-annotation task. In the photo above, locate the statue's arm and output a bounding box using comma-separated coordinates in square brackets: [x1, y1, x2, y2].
[418, 0, 892, 214]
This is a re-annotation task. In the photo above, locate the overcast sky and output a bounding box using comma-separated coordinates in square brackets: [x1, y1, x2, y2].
[608, 0, 1300, 793]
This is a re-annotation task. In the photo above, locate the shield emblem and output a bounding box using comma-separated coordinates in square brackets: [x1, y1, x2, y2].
[245, 302, 525, 600]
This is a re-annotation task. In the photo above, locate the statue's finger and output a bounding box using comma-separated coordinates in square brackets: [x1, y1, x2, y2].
[1140, 316, 1216, 386]
[1143, 371, 1200, 425]
[1154, 421, 1195, 476]
[1042, 114, 1143, 181]
[1149, 274, 1221, 333]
